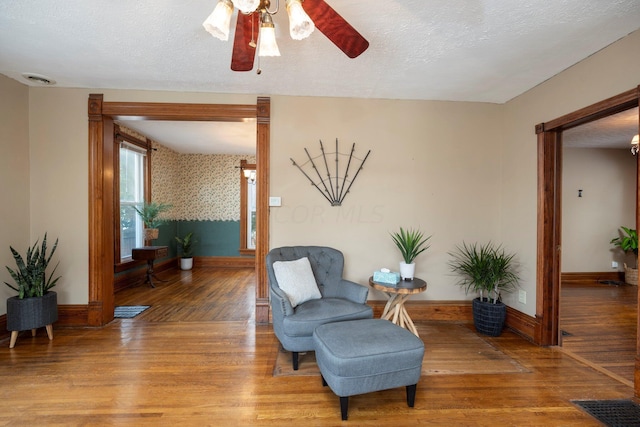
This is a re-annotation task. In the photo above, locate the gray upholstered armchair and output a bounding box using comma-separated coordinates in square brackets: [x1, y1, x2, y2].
[267, 246, 373, 370]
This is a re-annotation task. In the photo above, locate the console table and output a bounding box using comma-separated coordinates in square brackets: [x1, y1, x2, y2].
[132, 246, 168, 288]
[368, 277, 427, 336]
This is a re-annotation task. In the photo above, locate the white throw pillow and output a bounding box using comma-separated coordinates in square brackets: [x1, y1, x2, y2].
[273, 257, 321, 308]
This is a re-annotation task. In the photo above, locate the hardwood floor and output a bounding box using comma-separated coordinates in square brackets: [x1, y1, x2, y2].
[560, 280, 638, 386]
[0, 268, 636, 426]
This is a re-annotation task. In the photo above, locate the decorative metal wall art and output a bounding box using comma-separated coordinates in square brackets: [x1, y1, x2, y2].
[291, 138, 371, 206]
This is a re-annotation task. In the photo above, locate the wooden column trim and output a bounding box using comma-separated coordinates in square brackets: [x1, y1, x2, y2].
[535, 128, 561, 346]
[255, 97, 270, 324]
[635, 84, 640, 398]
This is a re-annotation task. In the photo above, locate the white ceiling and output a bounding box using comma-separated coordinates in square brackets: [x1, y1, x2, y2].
[116, 119, 257, 154]
[564, 107, 639, 149]
[1, 0, 639, 152]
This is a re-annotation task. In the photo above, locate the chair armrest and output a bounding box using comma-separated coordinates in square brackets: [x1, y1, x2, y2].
[330, 279, 369, 304]
[270, 285, 294, 317]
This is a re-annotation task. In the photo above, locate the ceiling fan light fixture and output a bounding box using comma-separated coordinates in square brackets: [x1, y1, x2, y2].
[203, 0, 234, 41]
[233, 0, 261, 14]
[258, 13, 280, 57]
[286, 0, 314, 40]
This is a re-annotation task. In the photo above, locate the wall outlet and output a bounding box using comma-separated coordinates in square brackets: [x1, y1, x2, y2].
[612, 261, 619, 269]
[518, 290, 526, 304]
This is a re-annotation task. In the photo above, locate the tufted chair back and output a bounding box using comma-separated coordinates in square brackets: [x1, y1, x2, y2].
[266, 246, 345, 298]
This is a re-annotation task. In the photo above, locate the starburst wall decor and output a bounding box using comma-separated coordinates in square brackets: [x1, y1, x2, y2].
[290, 139, 371, 206]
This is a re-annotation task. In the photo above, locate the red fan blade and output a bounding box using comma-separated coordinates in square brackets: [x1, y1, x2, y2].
[231, 12, 258, 71]
[303, 0, 369, 58]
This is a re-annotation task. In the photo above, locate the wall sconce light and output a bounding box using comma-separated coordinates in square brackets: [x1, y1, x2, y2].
[244, 169, 257, 183]
[632, 134, 639, 156]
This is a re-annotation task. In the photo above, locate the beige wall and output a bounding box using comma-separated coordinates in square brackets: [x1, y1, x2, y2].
[3, 28, 639, 318]
[500, 29, 640, 315]
[0, 75, 30, 309]
[562, 148, 636, 272]
[270, 97, 503, 301]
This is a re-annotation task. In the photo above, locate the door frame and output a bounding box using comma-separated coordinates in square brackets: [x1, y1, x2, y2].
[535, 86, 639, 395]
[87, 95, 271, 326]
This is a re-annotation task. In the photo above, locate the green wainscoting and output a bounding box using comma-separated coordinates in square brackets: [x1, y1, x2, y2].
[174, 220, 241, 257]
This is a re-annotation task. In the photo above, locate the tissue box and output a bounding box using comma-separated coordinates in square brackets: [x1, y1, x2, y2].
[373, 270, 400, 285]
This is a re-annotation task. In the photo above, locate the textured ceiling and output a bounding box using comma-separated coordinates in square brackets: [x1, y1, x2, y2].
[1, 1, 639, 153]
[564, 107, 639, 150]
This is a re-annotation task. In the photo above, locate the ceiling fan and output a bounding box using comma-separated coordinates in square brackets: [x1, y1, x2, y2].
[203, 0, 369, 72]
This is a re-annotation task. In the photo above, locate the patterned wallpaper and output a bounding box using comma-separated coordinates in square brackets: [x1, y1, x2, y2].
[151, 143, 255, 221]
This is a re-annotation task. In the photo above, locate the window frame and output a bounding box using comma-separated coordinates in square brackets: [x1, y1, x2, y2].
[114, 125, 152, 271]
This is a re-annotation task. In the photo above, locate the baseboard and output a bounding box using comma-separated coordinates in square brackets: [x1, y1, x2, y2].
[114, 257, 177, 293]
[195, 256, 255, 268]
[561, 271, 624, 283]
[368, 300, 536, 342]
[0, 304, 91, 344]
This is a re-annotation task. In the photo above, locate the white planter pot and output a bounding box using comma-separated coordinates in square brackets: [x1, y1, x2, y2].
[180, 257, 193, 271]
[399, 262, 415, 281]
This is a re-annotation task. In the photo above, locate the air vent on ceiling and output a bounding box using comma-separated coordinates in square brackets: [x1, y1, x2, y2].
[21, 73, 56, 85]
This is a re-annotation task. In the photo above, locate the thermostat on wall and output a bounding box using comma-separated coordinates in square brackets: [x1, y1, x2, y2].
[269, 196, 282, 207]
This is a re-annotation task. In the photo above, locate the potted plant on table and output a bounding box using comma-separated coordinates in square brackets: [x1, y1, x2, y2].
[390, 227, 431, 281]
[610, 226, 638, 285]
[133, 201, 172, 242]
[448, 242, 519, 337]
[175, 232, 195, 271]
[4, 233, 61, 348]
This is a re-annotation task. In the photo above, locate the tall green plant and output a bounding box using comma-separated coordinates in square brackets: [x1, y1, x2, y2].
[133, 201, 172, 228]
[4, 234, 61, 299]
[390, 227, 431, 264]
[448, 242, 519, 304]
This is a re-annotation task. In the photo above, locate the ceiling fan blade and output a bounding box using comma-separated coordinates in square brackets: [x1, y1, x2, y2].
[231, 13, 258, 71]
[304, 0, 369, 58]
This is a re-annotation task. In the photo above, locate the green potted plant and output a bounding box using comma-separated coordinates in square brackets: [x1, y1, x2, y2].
[448, 242, 519, 336]
[4, 233, 61, 348]
[175, 232, 195, 270]
[133, 201, 172, 242]
[390, 227, 431, 281]
[610, 226, 638, 285]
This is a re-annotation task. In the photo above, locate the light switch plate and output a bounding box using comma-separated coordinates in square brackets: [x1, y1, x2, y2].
[269, 196, 282, 207]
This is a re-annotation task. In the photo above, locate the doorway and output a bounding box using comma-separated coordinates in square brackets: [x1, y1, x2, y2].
[536, 86, 640, 395]
[87, 96, 271, 326]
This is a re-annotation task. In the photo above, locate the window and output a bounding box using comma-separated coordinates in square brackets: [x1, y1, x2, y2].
[239, 160, 256, 255]
[114, 126, 151, 265]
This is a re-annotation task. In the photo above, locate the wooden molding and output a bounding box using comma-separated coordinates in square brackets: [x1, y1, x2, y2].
[0, 304, 92, 343]
[195, 256, 255, 268]
[88, 96, 270, 327]
[561, 271, 624, 283]
[114, 258, 176, 293]
[506, 306, 538, 342]
[367, 300, 536, 341]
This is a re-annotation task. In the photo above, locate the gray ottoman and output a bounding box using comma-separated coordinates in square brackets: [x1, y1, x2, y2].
[313, 318, 425, 420]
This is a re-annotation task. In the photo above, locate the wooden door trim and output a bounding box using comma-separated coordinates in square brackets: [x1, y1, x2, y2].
[88, 96, 271, 326]
[535, 86, 639, 396]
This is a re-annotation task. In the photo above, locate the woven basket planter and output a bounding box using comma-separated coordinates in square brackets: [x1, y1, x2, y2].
[624, 264, 638, 286]
[144, 228, 159, 241]
[472, 297, 506, 337]
[6, 291, 58, 332]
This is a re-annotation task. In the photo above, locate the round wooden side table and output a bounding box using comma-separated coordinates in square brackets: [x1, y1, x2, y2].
[368, 276, 427, 336]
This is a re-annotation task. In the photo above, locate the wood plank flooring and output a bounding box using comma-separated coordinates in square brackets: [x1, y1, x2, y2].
[560, 281, 638, 386]
[0, 268, 636, 426]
